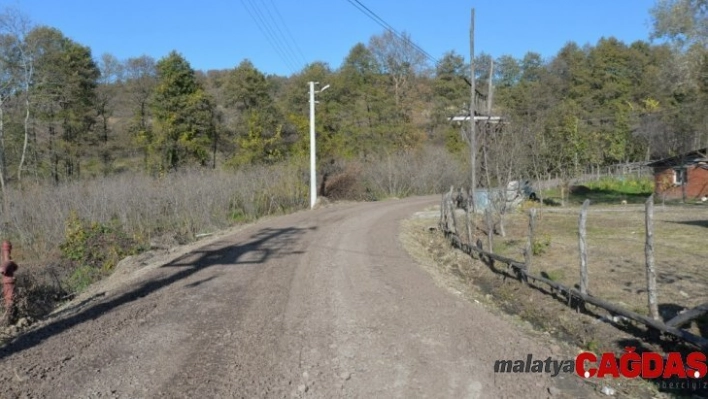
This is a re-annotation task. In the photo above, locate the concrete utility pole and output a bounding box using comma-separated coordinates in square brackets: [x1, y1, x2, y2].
[308, 81, 329, 209]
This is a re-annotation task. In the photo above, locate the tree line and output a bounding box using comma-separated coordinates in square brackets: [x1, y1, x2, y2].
[0, 1, 706, 193]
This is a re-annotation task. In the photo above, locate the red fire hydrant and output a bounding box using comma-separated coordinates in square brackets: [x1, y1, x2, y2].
[0, 241, 18, 324]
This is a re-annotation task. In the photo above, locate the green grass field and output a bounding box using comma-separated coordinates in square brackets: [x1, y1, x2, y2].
[542, 176, 654, 205]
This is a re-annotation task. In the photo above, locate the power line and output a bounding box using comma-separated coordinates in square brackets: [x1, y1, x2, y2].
[240, 0, 299, 74]
[265, 0, 308, 67]
[254, 0, 307, 68]
[246, 0, 299, 72]
[344, 0, 482, 92]
[344, 0, 439, 66]
[346, 0, 403, 40]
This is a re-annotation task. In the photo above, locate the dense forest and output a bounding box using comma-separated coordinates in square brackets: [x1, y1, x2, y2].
[0, 1, 706, 190]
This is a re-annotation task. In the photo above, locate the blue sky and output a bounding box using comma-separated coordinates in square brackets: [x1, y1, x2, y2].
[8, 0, 659, 76]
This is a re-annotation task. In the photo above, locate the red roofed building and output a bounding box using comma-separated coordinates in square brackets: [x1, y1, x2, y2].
[646, 148, 708, 201]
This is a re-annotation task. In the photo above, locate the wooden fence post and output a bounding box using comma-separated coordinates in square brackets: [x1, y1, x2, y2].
[464, 187, 473, 245]
[448, 186, 458, 236]
[645, 195, 660, 320]
[578, 200, 590, 296]
[484, 207, 494, 252]
[434, 191, 708, 349]
[445, 192, 452, 233]
[524, 208, 537, 275]
[439, 192, 445, 230]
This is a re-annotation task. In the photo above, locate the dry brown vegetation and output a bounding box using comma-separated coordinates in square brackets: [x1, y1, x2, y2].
[1, 148, 468, 324]
[1, 162, 311, 325]
[3, 164, 308, 261]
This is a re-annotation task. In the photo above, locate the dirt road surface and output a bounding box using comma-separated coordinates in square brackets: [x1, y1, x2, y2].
[0, 196, 599, 398]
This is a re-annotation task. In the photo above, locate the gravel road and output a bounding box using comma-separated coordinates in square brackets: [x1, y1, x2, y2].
[0, 196, 598, 398]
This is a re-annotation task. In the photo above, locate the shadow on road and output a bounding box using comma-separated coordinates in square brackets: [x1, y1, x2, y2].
[0, 226, 312, 361]
[165, 227, 310, 268]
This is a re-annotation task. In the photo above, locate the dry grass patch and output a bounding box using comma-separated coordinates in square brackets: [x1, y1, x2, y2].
[403, 203, 708, 398]
[495, 205, 708, 326]
[2, 150, 468, 328]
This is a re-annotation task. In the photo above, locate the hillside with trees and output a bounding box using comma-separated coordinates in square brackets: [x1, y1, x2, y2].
[0, 1, 707, 312]
[1, 4, 707, 185]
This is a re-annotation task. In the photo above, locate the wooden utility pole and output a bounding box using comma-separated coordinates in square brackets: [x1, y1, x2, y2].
[487, 58, 494, 116]
[482, 57, 494, 191]
[469, 8, 476, 212]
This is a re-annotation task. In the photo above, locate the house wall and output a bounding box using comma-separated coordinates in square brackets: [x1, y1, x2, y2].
[653, 166, 708, 200]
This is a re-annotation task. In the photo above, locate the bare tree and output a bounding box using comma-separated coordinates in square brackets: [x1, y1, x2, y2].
[368, 30, 427, 108]
[0, 32, 15, 198]
[485, 120, 526, 236]
[96, 53, 124, 174]
[368, 30, 428, 148]
[124, 55, 157, 136]
[0, 8, 34, 182]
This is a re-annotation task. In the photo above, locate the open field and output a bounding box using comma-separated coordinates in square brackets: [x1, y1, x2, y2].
[541, 176, 656, 206]
[403, 201, 708, 398]
[494, 203, 708, 327]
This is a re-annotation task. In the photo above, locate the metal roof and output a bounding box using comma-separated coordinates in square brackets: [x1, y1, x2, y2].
[449, 116, 504, 122]
[645, 148, 708, 168]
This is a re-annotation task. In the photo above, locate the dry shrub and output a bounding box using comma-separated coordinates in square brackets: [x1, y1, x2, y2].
[0, 148, 463, 259]
[13, 267, 66, 321]
[317, 147, 467, 201]
[2, 161, 308, 261]
[0, 160, 309, 321]
[313, 147, 469, 201]
[59, 212, 145, 293]
[361, 147, 468, 198]
[323, 161, 369, 201]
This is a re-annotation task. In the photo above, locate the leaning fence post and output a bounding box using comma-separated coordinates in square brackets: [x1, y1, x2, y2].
[578, 200, 590, 296]
[645, 195, 660, 321]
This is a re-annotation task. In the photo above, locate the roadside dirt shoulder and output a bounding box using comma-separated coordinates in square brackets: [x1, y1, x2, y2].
[400, 209, 672, 399]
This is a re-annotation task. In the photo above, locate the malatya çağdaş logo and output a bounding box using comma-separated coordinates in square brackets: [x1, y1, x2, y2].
[494, 348, 707, 380]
